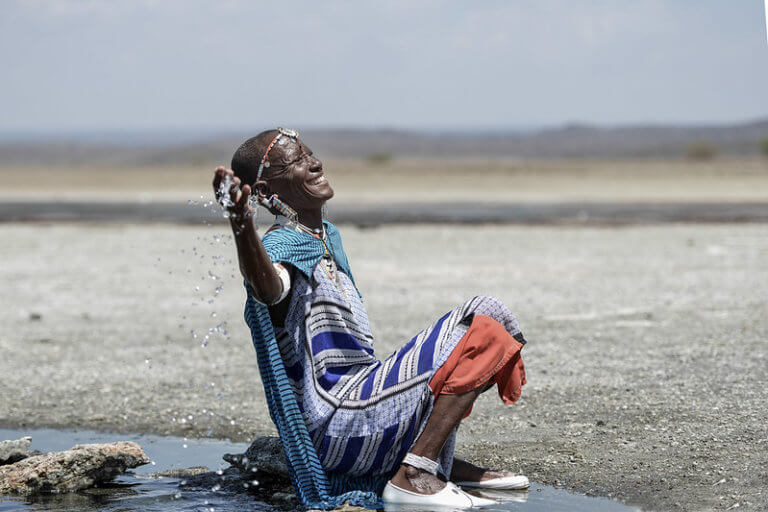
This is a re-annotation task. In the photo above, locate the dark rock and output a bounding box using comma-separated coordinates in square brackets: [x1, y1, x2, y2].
[166, 436, 298, 506]
[0, 441, 149, 495]
[0, 437, 33, 465]
[271, 491, 298, 507]
[223, 436, 289, 478]
[180, 466, 295, 506]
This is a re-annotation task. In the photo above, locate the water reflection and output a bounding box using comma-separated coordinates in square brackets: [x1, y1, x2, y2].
[0, 428, 637, 512]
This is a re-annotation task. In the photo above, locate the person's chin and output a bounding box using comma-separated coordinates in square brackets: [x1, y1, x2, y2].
[304, 184, 334, 202]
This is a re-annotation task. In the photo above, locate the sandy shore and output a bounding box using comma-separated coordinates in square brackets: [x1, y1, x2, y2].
[1, 223, 767, 511]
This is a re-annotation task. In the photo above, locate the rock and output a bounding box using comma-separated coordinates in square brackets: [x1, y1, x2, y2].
[271, 491, 298, 507]
[0, 437, 33, 465]
[179, 466, 241, 488]
[180, 466, 295, 505]
[147, 465, 211, 478]
[0, 441, 149, 495]
[223, 436, 289, 478]
[218, 437, 298, 505]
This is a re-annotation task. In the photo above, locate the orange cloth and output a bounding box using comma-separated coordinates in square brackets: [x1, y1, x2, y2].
[429, 314, 526, 417]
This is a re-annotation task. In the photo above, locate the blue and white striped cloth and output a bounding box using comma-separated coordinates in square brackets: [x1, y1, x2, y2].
[244, 221, 523, 508]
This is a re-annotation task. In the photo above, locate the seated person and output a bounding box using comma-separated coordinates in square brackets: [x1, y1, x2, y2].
[212, 128, 530, 508]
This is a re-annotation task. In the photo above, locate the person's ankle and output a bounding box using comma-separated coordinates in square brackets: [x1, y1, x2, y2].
[390, 464, 446, 494]
[404, 465, 422, 482]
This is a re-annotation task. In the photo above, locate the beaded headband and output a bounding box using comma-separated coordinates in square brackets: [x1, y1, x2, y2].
[256, 127, 299, 182]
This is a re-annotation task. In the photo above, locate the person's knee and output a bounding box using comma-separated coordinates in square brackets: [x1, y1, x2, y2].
[473, 294, 512, 314]
[471, 315, 514, 353]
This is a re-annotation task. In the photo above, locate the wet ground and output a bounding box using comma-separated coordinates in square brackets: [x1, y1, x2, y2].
[1, 200, 767, 225]
[1, 223, 767, 511]
[0, 428, 636, 512]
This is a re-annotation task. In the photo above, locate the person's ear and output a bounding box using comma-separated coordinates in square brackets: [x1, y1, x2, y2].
[254, 180, 270, 198]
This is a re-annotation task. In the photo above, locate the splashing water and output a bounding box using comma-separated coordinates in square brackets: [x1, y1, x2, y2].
[217, 174, 235, 213]
[247, 193, 260, 211]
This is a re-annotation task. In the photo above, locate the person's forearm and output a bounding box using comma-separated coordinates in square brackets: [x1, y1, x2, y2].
[231, 217, 283, 304]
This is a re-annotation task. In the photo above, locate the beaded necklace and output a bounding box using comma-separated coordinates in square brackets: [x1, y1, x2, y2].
[274, 215, 339, 285]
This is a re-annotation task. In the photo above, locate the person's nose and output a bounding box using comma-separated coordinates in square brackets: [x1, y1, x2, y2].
[309, 157, 323, 172]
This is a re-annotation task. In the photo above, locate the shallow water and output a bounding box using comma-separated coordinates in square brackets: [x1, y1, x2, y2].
[0, 428, 638, 511]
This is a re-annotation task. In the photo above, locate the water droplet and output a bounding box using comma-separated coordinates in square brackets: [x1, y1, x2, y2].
[182, 443, 188, 449]
[174, 492, 181, 499]
[211, 484, 221, 492]
[230, 419, 236, 425]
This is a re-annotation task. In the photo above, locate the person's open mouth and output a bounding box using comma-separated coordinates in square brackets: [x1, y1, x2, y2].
[307, 174, 327, 186]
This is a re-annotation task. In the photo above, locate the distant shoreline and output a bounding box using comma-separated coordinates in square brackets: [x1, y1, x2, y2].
[2, 200, 767, 225]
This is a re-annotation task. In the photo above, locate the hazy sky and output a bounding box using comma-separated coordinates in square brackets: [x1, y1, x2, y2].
[2, 0, 767, 133]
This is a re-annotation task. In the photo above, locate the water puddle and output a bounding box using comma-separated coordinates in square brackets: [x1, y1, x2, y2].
[0, 428, 638, 512]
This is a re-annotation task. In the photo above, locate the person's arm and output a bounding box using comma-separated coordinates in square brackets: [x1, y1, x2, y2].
[212, 166, 284, 304]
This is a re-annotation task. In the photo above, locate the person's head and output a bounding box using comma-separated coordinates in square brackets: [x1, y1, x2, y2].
[231, 129, 333, 211]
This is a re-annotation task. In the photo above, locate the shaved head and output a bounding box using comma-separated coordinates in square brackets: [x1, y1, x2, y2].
[230, 130, 279, 187]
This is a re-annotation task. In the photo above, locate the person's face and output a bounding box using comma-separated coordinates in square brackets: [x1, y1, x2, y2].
[260, 137, 334, 209]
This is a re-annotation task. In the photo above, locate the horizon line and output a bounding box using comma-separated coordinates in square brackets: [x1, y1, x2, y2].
[1, 116, 767, 144]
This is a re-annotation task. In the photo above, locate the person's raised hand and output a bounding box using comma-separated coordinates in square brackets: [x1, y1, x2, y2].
[212, 166, 254, 223]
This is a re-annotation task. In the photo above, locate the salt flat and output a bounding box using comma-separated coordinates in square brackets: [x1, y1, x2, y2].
[3, 157, 768, 203]
[1, 223, 767, 511]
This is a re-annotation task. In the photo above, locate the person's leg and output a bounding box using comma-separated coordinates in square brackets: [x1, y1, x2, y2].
[388, 388, 482, 494]
[388, 312, 527, 495]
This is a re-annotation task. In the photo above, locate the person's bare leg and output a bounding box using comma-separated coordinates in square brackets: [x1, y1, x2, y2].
[389, 388, 482, 494]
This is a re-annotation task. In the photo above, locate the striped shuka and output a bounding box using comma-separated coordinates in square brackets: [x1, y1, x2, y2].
[243, 221, 523, 509]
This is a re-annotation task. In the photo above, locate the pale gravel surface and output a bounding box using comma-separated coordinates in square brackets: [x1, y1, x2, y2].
[1, 223, 767, 511]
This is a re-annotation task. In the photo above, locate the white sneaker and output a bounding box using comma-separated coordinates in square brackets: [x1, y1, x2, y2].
[455, 474, 530, 490]
[383, 481, 497, 508]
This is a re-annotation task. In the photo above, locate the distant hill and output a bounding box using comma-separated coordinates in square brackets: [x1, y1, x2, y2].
[2, 119, 767, 165]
